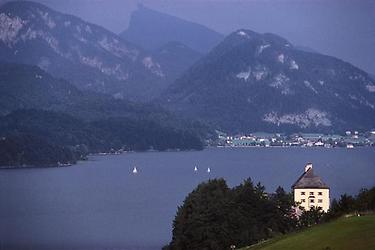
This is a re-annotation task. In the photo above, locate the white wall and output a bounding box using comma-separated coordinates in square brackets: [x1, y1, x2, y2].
[294, 188, 330, 212]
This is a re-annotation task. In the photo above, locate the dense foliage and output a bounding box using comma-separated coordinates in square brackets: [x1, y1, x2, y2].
[165, 179, 296, 250]
[0, 134, 77, 167]
[0, 109, 204, 167]
[327, 187, 375, 219]
[165, 178, 375, 250]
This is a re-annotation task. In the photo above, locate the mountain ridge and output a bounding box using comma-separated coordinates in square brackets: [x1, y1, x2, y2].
[162, 29, 375, 133]
[0, 1, 170, 101]
[0, 62, 211, 167]
[151, 41, 202, 84]
[120, 4, 224, 53]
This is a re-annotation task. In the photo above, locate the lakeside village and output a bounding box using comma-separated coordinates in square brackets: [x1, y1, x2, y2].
[217, 130, 375, 148]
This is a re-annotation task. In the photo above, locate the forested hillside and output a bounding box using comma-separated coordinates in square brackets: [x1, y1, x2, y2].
[0, 63, 212, 167]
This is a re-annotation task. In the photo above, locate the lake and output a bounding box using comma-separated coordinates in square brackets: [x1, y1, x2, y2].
[1, 147, 375, 249]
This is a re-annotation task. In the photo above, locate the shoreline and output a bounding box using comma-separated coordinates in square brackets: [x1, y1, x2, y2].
[1, 146, 374, 170]
[0, 148, 203, 170]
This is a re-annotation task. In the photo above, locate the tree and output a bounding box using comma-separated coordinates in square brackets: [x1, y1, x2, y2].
[231, 179, 270, 246]
[356, 187, 375, 212]
[298, 207, 324, 227]
[169, 179, 236, 250]
[338, 194, 356, 213]
[167, 178, 329, 249]
[271, 186, 298, 233]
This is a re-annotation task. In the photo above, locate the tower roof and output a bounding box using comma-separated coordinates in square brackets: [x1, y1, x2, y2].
[292, 164, 329, 189]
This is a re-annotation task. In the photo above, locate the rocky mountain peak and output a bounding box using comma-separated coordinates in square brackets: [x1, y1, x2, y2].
[0, 1, 168, 101]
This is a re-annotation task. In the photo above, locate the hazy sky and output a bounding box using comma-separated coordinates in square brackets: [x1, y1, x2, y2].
[2, 0, 375, 74]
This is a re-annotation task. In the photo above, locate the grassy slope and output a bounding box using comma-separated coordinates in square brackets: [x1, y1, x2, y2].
[242, 215, 375, 250]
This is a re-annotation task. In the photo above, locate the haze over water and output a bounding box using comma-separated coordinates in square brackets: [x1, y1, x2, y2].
[1, 147, 374, 249]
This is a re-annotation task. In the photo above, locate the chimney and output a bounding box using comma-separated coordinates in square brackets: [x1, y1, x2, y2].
[305, 163, 313, 172]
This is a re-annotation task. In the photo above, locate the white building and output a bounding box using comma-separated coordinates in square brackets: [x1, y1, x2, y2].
[292, 163, 330, 212]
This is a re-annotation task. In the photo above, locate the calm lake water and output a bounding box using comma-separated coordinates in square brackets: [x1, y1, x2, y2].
[1, 147, 375, 249]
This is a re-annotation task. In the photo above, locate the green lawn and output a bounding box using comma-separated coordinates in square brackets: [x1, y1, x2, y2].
[241, 215, 375, 250]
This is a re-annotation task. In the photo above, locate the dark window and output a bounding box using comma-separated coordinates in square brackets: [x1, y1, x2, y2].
[309, 192, 314, 195]
[318, 199, 323, 203]
[310, 199, 315, 203]
[301, 192, 305, 195]
[301, 199, 306, 203]
[318, 192, 323, 195]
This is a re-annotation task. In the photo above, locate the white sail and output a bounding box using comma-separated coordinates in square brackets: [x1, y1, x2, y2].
[194, 166, 198, 172]
[132, 167, 138, 174]
[207, 167, 211, 173]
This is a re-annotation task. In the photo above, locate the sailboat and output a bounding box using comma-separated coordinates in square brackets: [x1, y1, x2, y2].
[132, 166, 138, 174]
[207, 167, 211, 173]
[194, 166, 198, 172]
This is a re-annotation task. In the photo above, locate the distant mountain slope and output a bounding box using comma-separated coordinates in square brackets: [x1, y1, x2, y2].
[294, 45, 319, 54]
[120, 4, 224, 53]
[0, 63, 212, 167]
[0, 63, 212, 140]
[0, 63, 144, 119]
[0, 63, 82, 115]
[162, 29, 375, 133]
[0, 1, 170, 101]
[152, 41, 202, 83]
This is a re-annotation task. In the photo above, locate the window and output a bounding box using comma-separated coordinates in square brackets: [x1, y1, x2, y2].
[309, 192, 314, 195]
[301, 192, 305, 195]
[310, 199, 315, 203]
[301, 199, 306, 203]
[318, 192, 323, 195]
[318, 199, 323, 203]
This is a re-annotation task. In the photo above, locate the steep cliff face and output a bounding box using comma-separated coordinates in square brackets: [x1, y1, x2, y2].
[120, 4, 224, 53]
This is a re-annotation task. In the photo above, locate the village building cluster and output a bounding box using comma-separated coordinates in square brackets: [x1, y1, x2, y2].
[217, 130, 375, 148]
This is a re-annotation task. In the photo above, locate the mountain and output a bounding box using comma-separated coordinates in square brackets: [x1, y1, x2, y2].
[162, 29, 375, 133]
[152, 41, 202, 83]
[0, 62, 143, 119]
[0, 62, 213, 167]
[0, 62, 212, 133]
[0, 63, 82, 115]
[294, 45, 319, 54]
[120, 4, 224, 53]
[0, 1, 170, 101]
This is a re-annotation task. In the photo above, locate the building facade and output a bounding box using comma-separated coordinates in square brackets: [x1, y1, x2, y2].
[292, 163, 330, 212]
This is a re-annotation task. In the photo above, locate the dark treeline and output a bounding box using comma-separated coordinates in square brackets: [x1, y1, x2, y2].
[165, 179, 297, 250]
[0, 109, 204, 167]
[327, 187, 375, 219]
[0, 134, 77, 167]
[164, 178, 375, 250]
